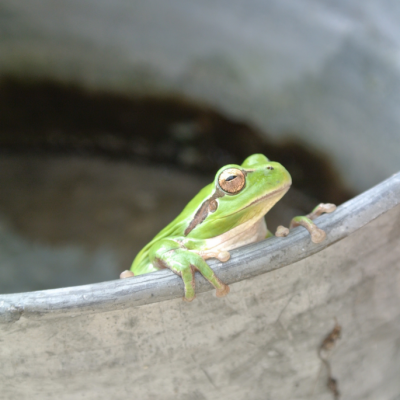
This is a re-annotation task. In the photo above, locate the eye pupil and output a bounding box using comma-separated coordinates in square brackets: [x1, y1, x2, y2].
[218, 168, 245, 194]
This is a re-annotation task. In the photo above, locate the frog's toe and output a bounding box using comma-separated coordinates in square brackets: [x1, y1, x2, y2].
[310, 227, 327, 243]
[199, 250, 230, 262]
[216, 251, 230, 262]
[183, 294, 196, 302]
[120, 270, 135, 279]
[308, 203, 337, 219]
[215, 284, 230, 298]
[322, 203, 337, 213]
[275, 225, 290, 237]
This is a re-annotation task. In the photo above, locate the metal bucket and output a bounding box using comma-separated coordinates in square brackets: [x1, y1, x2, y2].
[1, 173, 399, 399]
[1, 1, 400, 399]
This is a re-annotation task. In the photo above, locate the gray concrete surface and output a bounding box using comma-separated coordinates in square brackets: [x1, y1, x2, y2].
[1, 172, 399, 400]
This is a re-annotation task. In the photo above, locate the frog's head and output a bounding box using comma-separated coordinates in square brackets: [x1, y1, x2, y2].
[185, 154, 292, 238]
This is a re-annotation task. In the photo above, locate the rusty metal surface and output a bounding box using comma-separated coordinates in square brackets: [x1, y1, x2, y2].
[1, 172, 400, 399]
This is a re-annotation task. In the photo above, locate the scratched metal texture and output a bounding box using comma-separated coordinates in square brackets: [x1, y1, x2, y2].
[1, 172, 400, 400]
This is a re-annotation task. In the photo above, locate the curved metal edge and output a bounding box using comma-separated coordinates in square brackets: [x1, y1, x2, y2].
[1, 172, 400, 323]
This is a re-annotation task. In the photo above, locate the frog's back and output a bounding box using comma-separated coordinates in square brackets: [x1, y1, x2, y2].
[131, 183, 213, 275]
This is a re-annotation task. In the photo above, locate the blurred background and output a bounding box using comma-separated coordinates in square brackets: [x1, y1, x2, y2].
[1, 0, 399, 293]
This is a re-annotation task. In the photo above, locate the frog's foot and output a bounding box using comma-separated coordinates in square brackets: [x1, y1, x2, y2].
[179, 263, 229, 301]
[275, 220, 325, 243]
[215, 283, 230, 298]
[289, 203, 336, 243]
[120, 270, 135, 279]
[200, 250, 231, 262]
[275, 225, 290, 237]
[306, 203, 336, 220]
[287, 215, 327, 243]
[194, 259, 230, 298]
[152, 244, 230, 301]
[276, 203, 336, 244]
[289, 216, 326, 243]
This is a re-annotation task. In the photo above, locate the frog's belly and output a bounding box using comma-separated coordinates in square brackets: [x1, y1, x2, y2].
[197, 217, 267, 259]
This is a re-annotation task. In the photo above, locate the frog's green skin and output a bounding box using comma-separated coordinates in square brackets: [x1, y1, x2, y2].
[129, 154, 293, 301]
[127, 154, 336, 301]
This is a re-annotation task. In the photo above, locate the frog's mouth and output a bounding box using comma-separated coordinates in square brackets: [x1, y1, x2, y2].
[244, 183, 291, 210]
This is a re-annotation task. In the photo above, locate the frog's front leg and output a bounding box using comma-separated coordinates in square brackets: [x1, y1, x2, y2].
[149, 239, 229, 302]
[275, 203, 336, 243]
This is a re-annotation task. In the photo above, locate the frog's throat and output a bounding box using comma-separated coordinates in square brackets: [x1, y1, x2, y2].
[198, 216, 267, 255]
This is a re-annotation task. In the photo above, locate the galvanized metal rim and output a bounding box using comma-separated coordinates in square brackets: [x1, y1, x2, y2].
[1, 172, 399, 323]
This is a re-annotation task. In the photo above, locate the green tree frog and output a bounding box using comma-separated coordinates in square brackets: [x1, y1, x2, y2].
[121, 154, 335, 301]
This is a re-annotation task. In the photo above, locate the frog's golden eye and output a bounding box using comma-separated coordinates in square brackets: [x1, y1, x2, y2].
[218, 168, 245, 194]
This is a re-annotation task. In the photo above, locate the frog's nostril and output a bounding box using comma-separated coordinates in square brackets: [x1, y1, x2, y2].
[266, 166, 274, 170]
